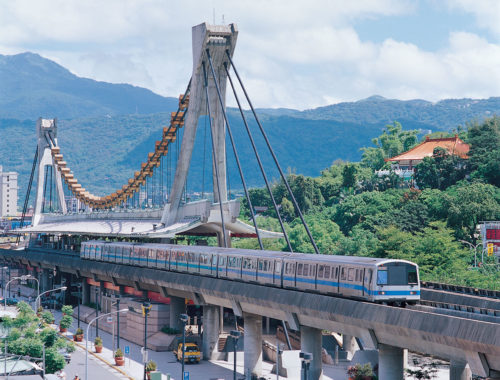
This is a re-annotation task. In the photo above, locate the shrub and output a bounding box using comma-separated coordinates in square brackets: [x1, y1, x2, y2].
[7, 328, 21, 342]
[37, 306, 43, 314]
[61, 305, 73, 315]
[347, 363, 376, 380]
[44, 347, 66, 374]
[114, 348, 123, 358]
[59, 315, 72, 329]
[75, 328, 84, 335]
[41, 328, 58, 347]
[17, 301, 34, 315]
[41, 311, 55, 325]
[145, 360, 157, 371]
[94, 336, 102, 347]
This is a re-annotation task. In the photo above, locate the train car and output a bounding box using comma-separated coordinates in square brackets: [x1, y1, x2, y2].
[80, 241, 419, 304]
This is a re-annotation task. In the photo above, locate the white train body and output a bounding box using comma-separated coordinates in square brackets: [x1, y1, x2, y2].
[80, 241, 420, 303]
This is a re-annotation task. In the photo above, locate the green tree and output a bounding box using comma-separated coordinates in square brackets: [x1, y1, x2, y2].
[44, 347, 66, 374]
[467, 117, 500, 186]
[361, 121, 418, 169]
[415, 147, 468, 190]
[288, 214, 345, 254]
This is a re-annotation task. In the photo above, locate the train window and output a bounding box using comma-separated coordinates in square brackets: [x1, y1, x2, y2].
[348, 268, 355, 281]
[408, 268, 418, 284]
[377, 269, 388, 285]
[324, 266, 330, 279]
[258, 260, 263, 271]
[340, 268, 346, 281]
[297, 263, 303, 276]
[355, 269, 359, 282]
[212, 255, 218, 266]
[275, 261, 282, 273]
[303, 264, 309, 276]
[318, 265, 324, 278]
[310, 265, 316, 277]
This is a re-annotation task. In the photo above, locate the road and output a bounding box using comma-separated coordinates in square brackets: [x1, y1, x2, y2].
[63, 345, 128, 380]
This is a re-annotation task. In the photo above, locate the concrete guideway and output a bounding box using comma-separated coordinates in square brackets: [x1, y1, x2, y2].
[2, 249, 500, 379]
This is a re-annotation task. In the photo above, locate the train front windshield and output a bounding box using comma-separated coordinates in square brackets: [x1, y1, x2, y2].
[377, 262, 418, 286]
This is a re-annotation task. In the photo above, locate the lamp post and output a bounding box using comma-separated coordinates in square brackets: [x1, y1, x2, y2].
[142, 301, 152, 380]
[300, 351, 312, 380]
[85, 309, 128, 380]
[35, 286, 67, 312]
[77, 283, 82, 329]
[459, 240, 483, 268]
[230, 330, 241, 380]
[95, 286, 99, 337]
[113, 294, 121, 349]
[4, 275, 39, 309]
[180, 313, 188, 380]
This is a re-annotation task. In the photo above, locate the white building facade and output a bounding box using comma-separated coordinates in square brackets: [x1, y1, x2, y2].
[0, 166, 18, 217]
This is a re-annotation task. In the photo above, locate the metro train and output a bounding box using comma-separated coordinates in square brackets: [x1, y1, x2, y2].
[80, 240, 420, 304]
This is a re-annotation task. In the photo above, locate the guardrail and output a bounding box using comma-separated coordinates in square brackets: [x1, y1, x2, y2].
[421, 281, 500, 299]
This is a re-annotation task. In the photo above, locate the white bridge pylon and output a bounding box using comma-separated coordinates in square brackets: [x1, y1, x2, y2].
[33, 118, 67, 226]
[162, 23, 238, 231]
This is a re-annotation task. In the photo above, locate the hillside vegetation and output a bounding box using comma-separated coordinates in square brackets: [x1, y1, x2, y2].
[232, 118, 500, 290]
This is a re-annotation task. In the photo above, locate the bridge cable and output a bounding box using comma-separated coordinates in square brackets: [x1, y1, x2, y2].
[42, 165, 49, 213]
[202, 61, 228, 247]
[206, 50, 263, 249]
[17, 146, 39, 243]
[224, 62, 292, 251]
[225, 50, 320, 254]
[201, 113, 207, 199]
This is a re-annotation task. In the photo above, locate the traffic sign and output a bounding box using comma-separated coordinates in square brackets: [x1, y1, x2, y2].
[124, 346, 130, 354]
[183, 372, 189, 380]
[106, 316, 113, 323]
[487, 243, 494, 256]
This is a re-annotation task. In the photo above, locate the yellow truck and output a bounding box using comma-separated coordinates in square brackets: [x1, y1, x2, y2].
[174, 342, 201, 364]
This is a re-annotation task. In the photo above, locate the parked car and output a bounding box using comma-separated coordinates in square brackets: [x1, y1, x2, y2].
[2, 297, 19, 305]
[57, 349, 71, 363]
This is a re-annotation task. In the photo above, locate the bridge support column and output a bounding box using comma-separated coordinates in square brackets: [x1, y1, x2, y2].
[342, 334, 356, 360]
[202, 305, 220, 360]
[41, 269, 50, 292]
[244, 312, 262, 379]
[378, 344, 404, 380]
[81, 280, 90, 305]
[450, 360, 472, 380]
[301, 326, 323, 380]
[169, 296, 185, 331]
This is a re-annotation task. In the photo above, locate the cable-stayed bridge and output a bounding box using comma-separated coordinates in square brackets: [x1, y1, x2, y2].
[4, 23, 500, 380]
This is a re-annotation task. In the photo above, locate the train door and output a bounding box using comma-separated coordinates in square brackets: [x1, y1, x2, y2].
[363, 269, 373, 300]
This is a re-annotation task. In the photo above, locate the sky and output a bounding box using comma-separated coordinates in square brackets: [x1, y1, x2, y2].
[2, 0, 500, 110]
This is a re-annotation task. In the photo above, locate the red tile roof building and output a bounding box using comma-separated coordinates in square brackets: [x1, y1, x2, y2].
[386, 135, 470, 170]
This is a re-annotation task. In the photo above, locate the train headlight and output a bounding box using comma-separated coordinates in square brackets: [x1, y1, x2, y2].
[379, 291, 385, 295]
[410, 291, 416, 295]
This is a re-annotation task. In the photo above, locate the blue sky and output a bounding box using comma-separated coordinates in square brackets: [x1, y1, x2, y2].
[1, 0, 500, 109]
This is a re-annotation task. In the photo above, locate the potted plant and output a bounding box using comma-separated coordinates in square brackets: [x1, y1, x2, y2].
[94, 336, 103, 353]
[74, 327, 84, 342]
[114, 348, 125, 366]
[61, 305, 73, 316]
[59, 315, 72, 332]
[37, 306, 43, 317]
[347, 363, 377, 380]
[145, 360, 157, 379]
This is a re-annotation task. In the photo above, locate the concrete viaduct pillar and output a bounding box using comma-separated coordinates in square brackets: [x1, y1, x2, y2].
[378, 344, 405, 380]
[169, 296, 185, 331]
[41, 269, 50, 292]
[301, 326, 323, 380]
[202, 305, 220, 360]
[81, 279, 90, 305]
[450, 360, 472, 380]
[244, 312, 262, 379]
[343, 334, 356, 360]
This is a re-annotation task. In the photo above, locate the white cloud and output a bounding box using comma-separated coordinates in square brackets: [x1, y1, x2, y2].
[2, 0, 500, 109]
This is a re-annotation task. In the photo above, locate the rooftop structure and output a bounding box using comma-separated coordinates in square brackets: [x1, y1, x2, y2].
[386, 135, 470, 170]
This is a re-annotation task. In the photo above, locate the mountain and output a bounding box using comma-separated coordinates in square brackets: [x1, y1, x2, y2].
[0, 52, 178, 119]
[2, 52, 500, 206]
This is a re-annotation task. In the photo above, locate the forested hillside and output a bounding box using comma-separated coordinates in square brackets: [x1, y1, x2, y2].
[231, 118, 500, 290]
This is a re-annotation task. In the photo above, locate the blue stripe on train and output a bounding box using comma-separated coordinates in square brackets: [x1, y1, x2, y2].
[98, 254, 418, 297]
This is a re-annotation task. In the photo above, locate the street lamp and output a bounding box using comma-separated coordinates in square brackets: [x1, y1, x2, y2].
[0, 267, 7, 297]
[76, 283, 82, 329]
[230, 330, 241, 380]
[35, 286, 67, 312]
[95, 287, 100, 337]
[459, 240, 483, 268]
[300, 351, 312, 380]
[180, 313, 189, 379]
[4, 275, 40, 310]
[142, 301, 152, 380]
[85, 309, 128, 380]
[112, 294, 121, 349]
